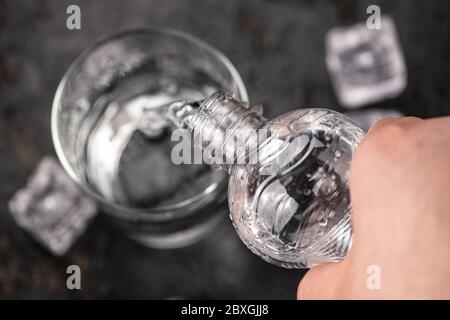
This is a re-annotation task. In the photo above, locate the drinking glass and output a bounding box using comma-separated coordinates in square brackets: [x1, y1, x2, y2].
[52, 28, 248, 248]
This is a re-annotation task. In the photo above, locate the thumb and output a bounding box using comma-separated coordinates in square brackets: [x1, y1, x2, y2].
[297, 261, 344, 300]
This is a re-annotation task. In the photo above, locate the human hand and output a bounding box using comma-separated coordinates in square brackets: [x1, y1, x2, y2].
[298, 116, 450, 299]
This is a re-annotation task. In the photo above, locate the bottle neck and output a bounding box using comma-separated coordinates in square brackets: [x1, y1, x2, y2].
[168, 91, 267, 172]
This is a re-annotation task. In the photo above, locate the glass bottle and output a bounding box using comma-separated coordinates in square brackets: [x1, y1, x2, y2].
[169, 91, 365, 268]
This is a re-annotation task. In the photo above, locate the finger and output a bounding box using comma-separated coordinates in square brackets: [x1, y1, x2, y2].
[297, 262, 344, 300]
[368, 116, 423, 134]
[349, 116, 424, 239]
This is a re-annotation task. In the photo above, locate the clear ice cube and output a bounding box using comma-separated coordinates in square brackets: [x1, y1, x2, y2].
[8, 157, 97, 255]
[326, 16, 407, 108]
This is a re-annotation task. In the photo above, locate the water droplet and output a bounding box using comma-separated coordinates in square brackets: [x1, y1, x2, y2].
[328, 210, 335, 218]
[303, 188, 311, 196]
[318, 217, 328, 227]
[335, 150, 341, 158]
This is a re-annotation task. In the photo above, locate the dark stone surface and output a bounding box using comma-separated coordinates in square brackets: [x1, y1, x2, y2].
[0, 0, 449, 299]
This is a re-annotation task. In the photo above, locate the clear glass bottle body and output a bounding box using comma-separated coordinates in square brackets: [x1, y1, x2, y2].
[175, 92, 365, 268]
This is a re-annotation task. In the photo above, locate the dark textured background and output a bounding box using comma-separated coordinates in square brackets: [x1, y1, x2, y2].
[0, 0, 449, 299]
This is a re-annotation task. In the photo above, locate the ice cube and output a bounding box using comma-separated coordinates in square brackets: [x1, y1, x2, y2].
[8, 156, 97, 255]
[345, 109, 403, 131]
[326, 16, 407, 108]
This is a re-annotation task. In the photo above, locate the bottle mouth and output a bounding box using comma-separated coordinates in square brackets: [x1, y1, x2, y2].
[51, 27, 248, 223]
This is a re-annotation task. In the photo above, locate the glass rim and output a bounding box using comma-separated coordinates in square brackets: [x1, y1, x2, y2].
[51, 26, 248, 223]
